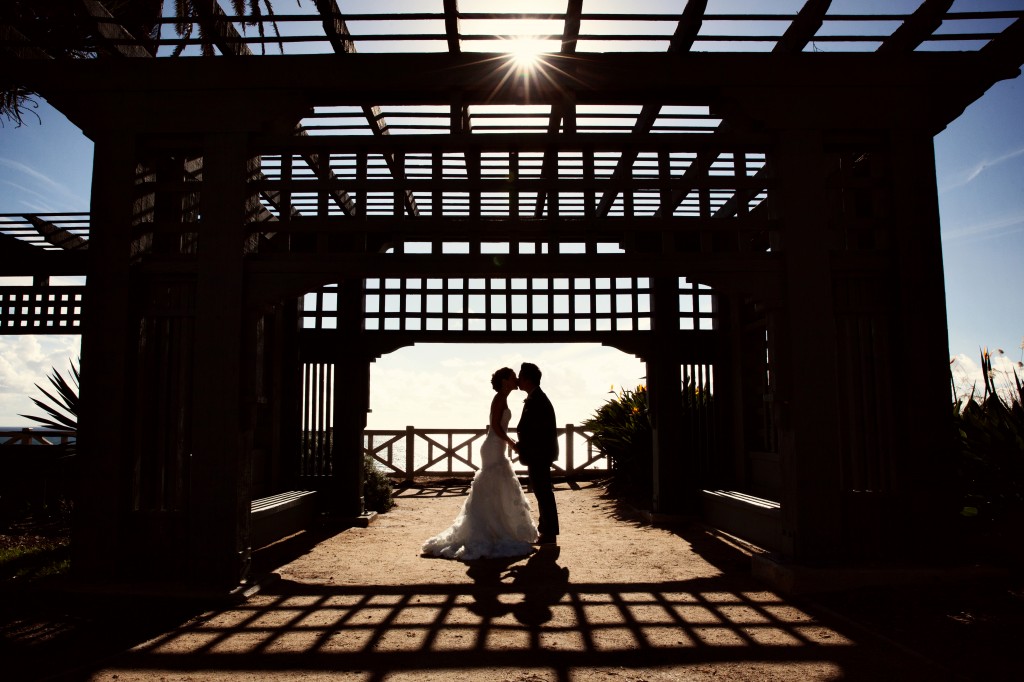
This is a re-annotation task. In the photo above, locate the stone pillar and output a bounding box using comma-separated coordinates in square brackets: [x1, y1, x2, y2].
[187, 133, 254, 587]
[74, 132, 137, 580]
[770, 130, 843, 562]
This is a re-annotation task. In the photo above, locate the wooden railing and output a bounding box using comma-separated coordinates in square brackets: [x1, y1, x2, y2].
[0, 426, 607, 482]
[364, 425, 605, 481]
[0, 428, 76, 446]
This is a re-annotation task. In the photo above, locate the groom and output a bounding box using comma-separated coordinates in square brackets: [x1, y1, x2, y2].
[516, 362, 560, 544]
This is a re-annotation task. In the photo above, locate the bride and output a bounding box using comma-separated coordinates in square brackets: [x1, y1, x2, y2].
[422, 367, 538, 560]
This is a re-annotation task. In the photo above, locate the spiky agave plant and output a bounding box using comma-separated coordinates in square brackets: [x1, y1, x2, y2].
[21, 358, 79, 436]
[951, 348, 1024, 527]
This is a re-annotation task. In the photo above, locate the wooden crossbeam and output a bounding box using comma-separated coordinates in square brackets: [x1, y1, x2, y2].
[296, 136, 357, 217]
[712, 166, 768, 220]
[774, 0, 831, 54]
[21, 51, 1009, 102]
[79, 0, 154, 58]
[0, 231, 41, 256]
[314, 0, 419, 218]
[172, 3, 358, 216]
[445, 2, 469, 132]
[193, 0, 251, 57]
[981, 16, 1024, 69]
[443, 0, 461, 54]
[638, 2, 826, 225]
[878, 0, 953, 54]
[560, 0, 584, 54]
[596, 0, 708, 219]
[0, 23, 51, 59]
[534, 0, 586, 218]
[314, 0, 357, 54]
[26, 215, 88, 250]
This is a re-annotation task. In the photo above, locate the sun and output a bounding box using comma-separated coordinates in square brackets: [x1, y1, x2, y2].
[506, 37, 547, 69]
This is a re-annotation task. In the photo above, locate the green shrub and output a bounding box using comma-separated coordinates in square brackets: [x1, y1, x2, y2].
[363, 454, 395, 513]
[582, 385, 653, 506]
[583, 379, 715, 509]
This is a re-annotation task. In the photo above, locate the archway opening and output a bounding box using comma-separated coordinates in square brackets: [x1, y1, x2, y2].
[367, 342, 646, 431]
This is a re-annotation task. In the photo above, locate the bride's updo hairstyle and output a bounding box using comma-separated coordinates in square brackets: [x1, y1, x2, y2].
[491, 367, 515, 392]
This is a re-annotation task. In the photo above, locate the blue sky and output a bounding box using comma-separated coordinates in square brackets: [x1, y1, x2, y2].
[1, 2, 1023, 427]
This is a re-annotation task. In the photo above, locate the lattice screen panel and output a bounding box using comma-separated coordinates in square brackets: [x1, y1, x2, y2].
[0, 287, 83, 333]
[361, 276, 652, 333]
[679, 278, 716, 331]
[300, 277, 717, 334]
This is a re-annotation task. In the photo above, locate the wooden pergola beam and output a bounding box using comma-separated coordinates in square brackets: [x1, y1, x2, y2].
[878, 0, 953, 54]
[773, 0, 831, 55]
[982, 16, 1024, 67]
[26, 214, 89, 250]
[443, 0, 461, 54]
[193, 0, 251, 57]
[314, 0, 419, 218]
[19, 51, 1015, 103]
[0, 23, 51, 59]
[534, 0, 585, 217]
[314, 0, 357, 55]
[77, 0, 154, 58]
[596, 0, 707, 219]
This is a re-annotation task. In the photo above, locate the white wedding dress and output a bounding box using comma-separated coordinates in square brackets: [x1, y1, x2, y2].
[422, 407, 538, 560]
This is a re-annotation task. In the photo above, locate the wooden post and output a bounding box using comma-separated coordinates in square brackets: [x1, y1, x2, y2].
[564, 423, 575, 473]
[74, 132, 136, 580]
[769, 129, 843, 562]
[887, 131, 955, 551]
[648, 275, 686, 514]
[406, 425, 415, 482]
[187, 133, 253, 587]
[331, 278, 369, 517]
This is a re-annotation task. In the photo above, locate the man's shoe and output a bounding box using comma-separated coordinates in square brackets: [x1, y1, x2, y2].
[536, 534, 557, 545]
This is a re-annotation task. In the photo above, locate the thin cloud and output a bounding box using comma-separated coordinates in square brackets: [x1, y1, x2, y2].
[941, 212, 1024, 242]
[940, 145, 1024, 192]
[0, 157, 82, 205]
[0, 179, 54, 206]
[18, 199, 58, 213]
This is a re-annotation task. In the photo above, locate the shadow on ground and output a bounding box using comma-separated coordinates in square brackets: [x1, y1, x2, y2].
[3, 480, 1021, 681]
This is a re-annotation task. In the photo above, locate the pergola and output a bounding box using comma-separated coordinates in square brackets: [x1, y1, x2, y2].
[2, 1, 1023, 590]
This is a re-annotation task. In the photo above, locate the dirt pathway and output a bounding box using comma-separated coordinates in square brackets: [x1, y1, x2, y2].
[10, 480, 977, 681]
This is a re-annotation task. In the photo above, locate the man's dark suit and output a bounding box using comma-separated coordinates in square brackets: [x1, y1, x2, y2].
[517, 386, 560, 537]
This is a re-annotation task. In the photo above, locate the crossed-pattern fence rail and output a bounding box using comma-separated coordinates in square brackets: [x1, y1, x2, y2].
[363, 425, 605, 481]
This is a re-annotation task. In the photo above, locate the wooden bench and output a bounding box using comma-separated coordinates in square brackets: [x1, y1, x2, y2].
[701, 489, 782, 552]
[250, 490, 318, 549]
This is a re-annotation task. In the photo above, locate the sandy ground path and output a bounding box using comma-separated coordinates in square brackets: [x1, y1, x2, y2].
[44, 479, 962, 682]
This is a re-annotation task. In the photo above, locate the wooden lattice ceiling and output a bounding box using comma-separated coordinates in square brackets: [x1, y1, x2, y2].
[2, 0, 1023, 255]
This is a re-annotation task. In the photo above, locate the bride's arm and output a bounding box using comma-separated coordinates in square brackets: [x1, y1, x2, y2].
[490, 394, 518, 451]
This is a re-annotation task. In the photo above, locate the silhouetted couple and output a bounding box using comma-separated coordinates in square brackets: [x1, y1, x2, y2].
[422, 362, 560, 560]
